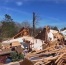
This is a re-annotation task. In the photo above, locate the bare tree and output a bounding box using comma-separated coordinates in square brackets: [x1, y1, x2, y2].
[32, 12, 41, 36]
[0, 22, 2, 27]
[21, 21, 31, 28]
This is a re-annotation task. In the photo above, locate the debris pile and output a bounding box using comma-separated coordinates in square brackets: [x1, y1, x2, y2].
[25, 43, 66, 65]
[0, 26, 66, 65]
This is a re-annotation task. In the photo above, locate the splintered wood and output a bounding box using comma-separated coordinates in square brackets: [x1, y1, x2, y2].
[25, 41, 66, 65]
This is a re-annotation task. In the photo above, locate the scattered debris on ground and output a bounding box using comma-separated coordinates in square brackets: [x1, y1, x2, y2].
[0, 26, 66, 65]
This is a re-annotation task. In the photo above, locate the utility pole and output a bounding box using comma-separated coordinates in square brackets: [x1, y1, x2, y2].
[33, 12, 36, 37]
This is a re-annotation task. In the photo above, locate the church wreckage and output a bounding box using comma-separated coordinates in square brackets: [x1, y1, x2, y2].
[0, 26, 66, 65]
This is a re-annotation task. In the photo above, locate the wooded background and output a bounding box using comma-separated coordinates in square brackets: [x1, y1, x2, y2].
[0, 14, 65, 41]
